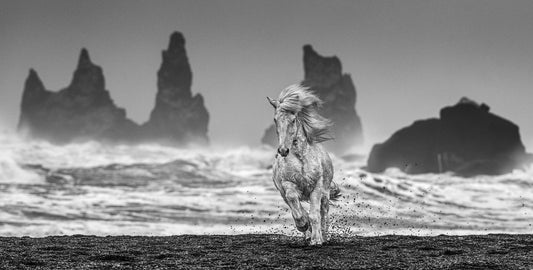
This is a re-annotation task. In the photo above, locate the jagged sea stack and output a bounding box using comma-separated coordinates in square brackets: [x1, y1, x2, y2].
[262, 45, 363, 154]
[143, 32, 209, 145]
[18, 49, 138, 143]
[18, 32, 210, 145]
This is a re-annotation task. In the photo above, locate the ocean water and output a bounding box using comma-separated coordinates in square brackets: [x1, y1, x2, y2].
[0, 131, 531, 237]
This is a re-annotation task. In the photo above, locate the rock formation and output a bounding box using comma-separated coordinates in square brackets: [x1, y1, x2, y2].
[18, 49, 139, 144]
[142, 32, 209, 145]
[262, 45, 363, 154]
[367, 98, 531, 176]
[18, 32, 209, 145]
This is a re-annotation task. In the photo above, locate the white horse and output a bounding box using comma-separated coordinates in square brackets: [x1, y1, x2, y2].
[267, 84, 340, 245]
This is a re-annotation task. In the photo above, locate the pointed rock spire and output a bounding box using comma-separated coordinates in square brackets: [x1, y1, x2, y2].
[146, 31, 209, 145]
[28, 68, 38, 77]
[168, 31, 186, 51]
[20, 68, 50, 121]
[70, 48, 105, 92]
[77, 48, 93, 68]
[156, 31, 192, 99]
[303, 44, 342, 88]
[24, 68, 45, 93]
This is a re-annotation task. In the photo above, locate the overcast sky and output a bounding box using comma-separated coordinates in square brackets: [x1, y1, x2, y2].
[1, 0, 533, 150]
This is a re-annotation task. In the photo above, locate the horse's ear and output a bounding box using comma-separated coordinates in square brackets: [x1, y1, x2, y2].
[267, 97, 278, 109]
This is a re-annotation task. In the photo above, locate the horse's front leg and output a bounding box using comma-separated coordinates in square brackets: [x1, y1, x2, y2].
[309, 188, 323, 245]
[282, 182, 309, 235]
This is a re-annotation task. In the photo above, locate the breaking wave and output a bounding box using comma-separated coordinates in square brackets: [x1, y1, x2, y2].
[0, 131, 531, 237]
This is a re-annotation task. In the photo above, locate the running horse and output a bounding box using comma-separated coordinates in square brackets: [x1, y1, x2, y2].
[267, 84, 340, 245]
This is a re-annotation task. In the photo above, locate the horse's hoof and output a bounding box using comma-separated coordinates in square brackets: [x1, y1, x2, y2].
[296, 222, 309, 233]
[303, 231, 311, 243]
[310, 239, 323, 246]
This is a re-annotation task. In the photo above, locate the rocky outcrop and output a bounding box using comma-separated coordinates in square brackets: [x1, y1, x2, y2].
[18, 32, 209, 145]
[262, 45, 363, 154]
[142, 32, 209, 145]
[18, 49, 139, 144]
[367, 98, 531, 176]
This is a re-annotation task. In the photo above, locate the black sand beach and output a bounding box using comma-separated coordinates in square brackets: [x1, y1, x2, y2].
[0, 234, 531, 269]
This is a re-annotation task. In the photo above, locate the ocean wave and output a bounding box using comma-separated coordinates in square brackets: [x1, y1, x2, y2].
[0, 131, 531, 236]
[0, 150, 43, 184]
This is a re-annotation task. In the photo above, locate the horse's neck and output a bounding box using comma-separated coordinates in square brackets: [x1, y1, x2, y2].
[293, 123, 313, 162]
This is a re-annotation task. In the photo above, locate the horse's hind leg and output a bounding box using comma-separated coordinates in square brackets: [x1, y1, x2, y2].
[320, 193, 329, 242]
[309, 189, 323, 245]
[282, 183, 309, 234]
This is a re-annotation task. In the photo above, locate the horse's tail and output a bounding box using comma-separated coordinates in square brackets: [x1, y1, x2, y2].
[329, 181, 342, 201]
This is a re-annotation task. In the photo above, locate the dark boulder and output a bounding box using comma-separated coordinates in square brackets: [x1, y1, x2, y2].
[367, 119, 441, 174]
[367, 98, 530, 176]
[262, 45, 363, 154]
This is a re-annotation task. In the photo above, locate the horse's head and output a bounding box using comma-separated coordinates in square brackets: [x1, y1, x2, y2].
[267, 84, 332, 157]
[267, 96, 299, 157]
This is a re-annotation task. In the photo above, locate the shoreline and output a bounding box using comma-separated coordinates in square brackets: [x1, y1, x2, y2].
[0, 234, 531, 269]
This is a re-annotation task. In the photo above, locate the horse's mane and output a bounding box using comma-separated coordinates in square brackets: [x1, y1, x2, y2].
[277, 84, 332, 144]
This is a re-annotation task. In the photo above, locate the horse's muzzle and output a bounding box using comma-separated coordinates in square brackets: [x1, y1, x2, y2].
[277, 147, 289, 157]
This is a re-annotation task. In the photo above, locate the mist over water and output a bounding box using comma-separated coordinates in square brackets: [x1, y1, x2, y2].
[0, 130, 531, 237]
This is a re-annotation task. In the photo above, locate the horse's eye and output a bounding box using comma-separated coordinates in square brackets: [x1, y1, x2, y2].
[292, 139, 298, 145]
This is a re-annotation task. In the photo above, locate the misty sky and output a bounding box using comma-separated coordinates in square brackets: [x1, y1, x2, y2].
[1, 0, 533, 150]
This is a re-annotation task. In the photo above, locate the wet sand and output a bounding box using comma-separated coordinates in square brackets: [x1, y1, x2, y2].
[0, 234, 531, 269]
